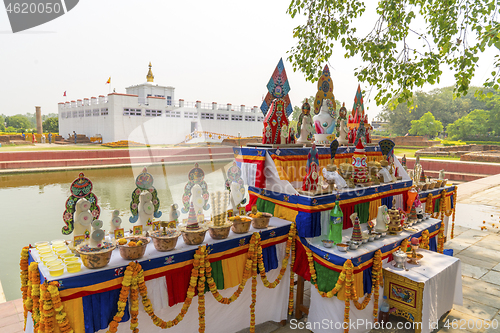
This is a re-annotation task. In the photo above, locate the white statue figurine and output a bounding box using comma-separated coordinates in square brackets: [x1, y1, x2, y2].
[313, 99, 336, 144]
[169, 203, 180, 228]
[375, 205, 389, 233]
[74, 198, 93, 240]
[230, 182, 244, 211]
[322, 165, 347, 190]
[109, 210, 122, 235]
[337, 117, 348, 146]
[89, 219, 105, 248]
[191, 184, 204, 216]
[138, 192, 154, 232]
[377, 160, 393, 183]
[297, 112, 314, 144]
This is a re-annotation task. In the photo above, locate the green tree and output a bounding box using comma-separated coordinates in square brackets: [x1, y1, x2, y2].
[379, 86, 499, 135]
[0, 123, 5, 132]
[447, 109, 490, 140]
[287, 0, 500, 106]
[5, 115, 31, 130]
[43, 117, 59, 133]
[409, 112, 443, 138]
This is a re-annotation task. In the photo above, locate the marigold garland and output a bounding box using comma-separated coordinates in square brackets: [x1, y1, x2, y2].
[20, 221, 299, 333]
[451, 187, 457, 239]
[288, 228, 296, 316]
[20, 247, 29, 329]
[437, 222, 445, 254]
[420, 230, 430, 250]
[426, 193, 433, 215]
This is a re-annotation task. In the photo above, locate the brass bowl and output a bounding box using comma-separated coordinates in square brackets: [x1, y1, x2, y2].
[250, 212, 272, 229]
[231, 218, 252, 234]
[208, 224, 232, 240]
[76, 244, 115, 269]
[181, 229, 208, 245]
[421, 183, 429, 191]
[427, 182, 435, 190]
[150, 230, 181, 252]
[434, 180, 442, 188]
[117, 236, 149, 260]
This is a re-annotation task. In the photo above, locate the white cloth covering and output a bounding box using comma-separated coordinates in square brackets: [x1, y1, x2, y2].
[308, 250, 462, 333]
[97, 242, 290, 333]
[383, 249, 462, 333]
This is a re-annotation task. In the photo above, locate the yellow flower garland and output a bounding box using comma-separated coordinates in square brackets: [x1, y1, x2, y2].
[420, 230, 430, 250]
[451, 187, 457, 239]
[20, 247, 29, 329]
[20, 221, 299, 333]
[437, 222, 445, 254]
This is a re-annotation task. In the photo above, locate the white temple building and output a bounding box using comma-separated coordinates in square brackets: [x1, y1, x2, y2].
[58, 63, 264, 144]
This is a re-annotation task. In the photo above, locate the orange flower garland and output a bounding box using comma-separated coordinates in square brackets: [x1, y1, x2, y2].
[198, 247, 206, 333]
[41, 282, 56, 333]
[400, 238, 409, 253]
[130, 264, 140, 333]
[343, 260, 354, 333]
[451, 187, 457, 239]
[426, 193, 434, 216]
[28, 262, 41, 332]
[20, 247, 29, 329]
[107, 263, 134, 333]
[250, 240, 258, 333]
[437, 222, 445, 254]
[420, 230, 430, 250]
[288, 230, 296, 315]
[351, 251, 383, 312]
[48, 282, 73, 333]
[305, 247, 347, 297]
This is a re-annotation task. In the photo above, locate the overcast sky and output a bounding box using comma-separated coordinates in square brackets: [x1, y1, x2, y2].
[0, 0, 496, 120]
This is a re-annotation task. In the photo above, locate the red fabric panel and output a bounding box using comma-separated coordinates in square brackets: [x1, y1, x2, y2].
[292, 239, 311, 281]
[341, 203, 355, 229]
[403, 190, 410, 213]
[165, 264, 194, 307]
[246, 192, 258, 212]
[254, 160, 266, 188]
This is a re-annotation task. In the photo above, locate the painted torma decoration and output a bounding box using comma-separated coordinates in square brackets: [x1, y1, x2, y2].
[313, 64, 336, 115]
[262, 98, 289, 144]
[62, 173, 101, 235]
[181, 163, 210, 213]
[260, 58, 293, 117]
[129, 167, 162, 222]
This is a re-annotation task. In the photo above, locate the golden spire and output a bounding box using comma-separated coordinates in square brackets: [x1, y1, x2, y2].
[146, 62, 154, 82]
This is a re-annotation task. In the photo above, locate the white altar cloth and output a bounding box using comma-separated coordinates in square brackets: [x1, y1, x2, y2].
[308, 250, 462, 333]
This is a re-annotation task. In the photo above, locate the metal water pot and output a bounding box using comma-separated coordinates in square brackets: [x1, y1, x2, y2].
[393, 249, 407, 269]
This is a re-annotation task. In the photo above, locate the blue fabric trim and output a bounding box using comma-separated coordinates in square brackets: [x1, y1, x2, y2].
[261, 245, 278, 272]
[429, 236, 437, 252]
[381, 195, 393, 209]
[363, 267, 373, 294]
[82, 288, 130, 333]
[296, 211, 322, 238]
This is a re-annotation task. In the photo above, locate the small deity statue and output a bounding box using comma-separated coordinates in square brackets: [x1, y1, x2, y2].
[138, 191, 155, 232]
[281, 124, 288, 144]
[296, 102, 314, 144]
[168, 204, 180, 228]
[438, 169, 445, 180]
[402, 154, 407, 168]
[322, 164, 348, 191]
[337, 103, 349, 146]
[367, 161, 381, 185]
[302, 143, 320, 191]
[339, 163, 355, 188]
[263, 125, 272, 144]
[375, 205, 389, 233]
[313, 99, 336, 144]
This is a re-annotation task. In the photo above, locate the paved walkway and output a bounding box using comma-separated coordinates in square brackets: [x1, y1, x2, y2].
[3, 175, 500, 333]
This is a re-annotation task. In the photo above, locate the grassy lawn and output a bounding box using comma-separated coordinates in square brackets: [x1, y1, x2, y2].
[394, 148, 419, 158]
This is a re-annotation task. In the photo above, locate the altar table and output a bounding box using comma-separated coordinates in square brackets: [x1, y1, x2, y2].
[297, 218, 444, 333]
[26, 218, 292, 333]
[383, 249, 463, 333]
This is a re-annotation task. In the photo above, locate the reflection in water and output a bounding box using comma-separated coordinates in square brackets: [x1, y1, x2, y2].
[0, 161, 232, 301]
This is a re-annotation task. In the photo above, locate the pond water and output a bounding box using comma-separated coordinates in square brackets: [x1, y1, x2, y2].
[0, 161, 231, 301]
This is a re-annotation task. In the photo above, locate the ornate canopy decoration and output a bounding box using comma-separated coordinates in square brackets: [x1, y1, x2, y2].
[260, 58, 293, 117]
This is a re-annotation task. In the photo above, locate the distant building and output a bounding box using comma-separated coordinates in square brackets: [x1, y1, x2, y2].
[58, 63, 263, 144]
[371, 120, 389, 132]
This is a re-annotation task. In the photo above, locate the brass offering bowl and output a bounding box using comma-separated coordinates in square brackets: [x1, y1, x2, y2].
[179, 224, 208, 246]
[150, 230, 181, 252]
[230, 216, 252, 234]
[117, 236, 150, 260]
[208, 222, 232, 240]
[76, 243, 115, 269]
[249, 212, 272, 229]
